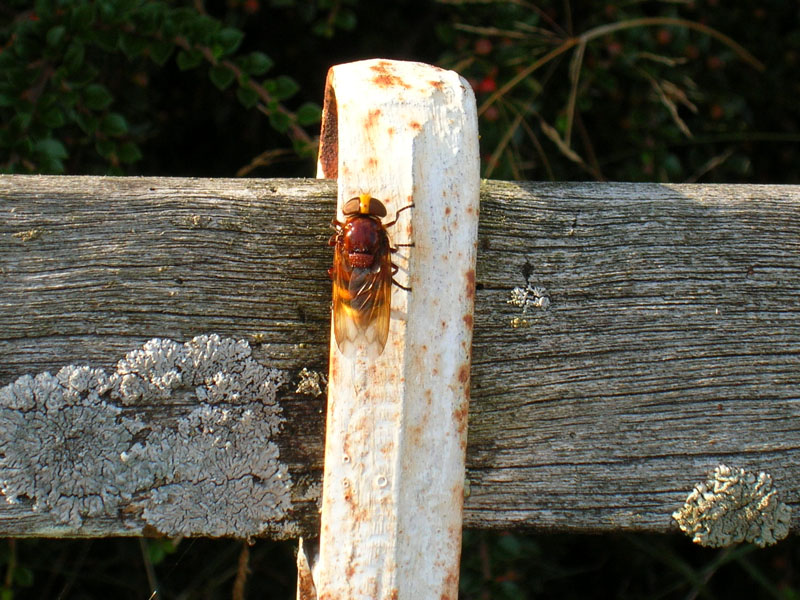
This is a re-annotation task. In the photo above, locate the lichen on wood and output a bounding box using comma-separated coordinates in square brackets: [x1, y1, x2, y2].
[0, 334, 292, 538]
[672, 464, 791, 547]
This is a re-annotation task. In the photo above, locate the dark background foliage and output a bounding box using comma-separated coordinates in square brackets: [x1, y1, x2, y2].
[1, 0, 799, 598]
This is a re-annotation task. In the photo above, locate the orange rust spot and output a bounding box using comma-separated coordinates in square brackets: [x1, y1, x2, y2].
[453, 400, 468, 421]
[458, 364, 469, 384]
[370, 62, 411, 89]
[387, 126, 395, 136]
[389, 589, 399, 600]
[445, 206, 451, 215]
[464, 269, 476, 301]
[409, 424, 423, 444]
[463, 313, 473, 329]
[364, 108, 381, 130]
[429, 79, 445, 91]
[409, 120, 422, 131]
[366, 156, 378, 168]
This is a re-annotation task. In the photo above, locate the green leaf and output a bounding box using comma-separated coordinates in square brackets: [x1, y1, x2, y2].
[148, 41, 173, 66]
[236, 86, 259, 109]
[176, 49, 203, 70]
[296, 102, 321, 126]
[11, 112, 33, 132]
[13, 137, 33, 157]
[13, 565, 33, 587]
[69, 3, 94, 29]
[64, 40, 85, 72]
[118, 141, 142, 164]
[46, 25, 66, 47]
[209, 65, 235, 90]
[217, 27, 244, 55]
[40, 106, 65, 127]
[101, 112, 128, 136]
[83, 84, 113, 110]
[269, 111, 290, 133]
[265, 75, 299, 101]
[95, 139, 115, 158]
[292, 137, 317, 158]
[312, 22, 333, 38]
[240, 51, 273, 76]
[90, 29, 118, 52]
[35, 138, 68, 159]
[69, 62, 99, 87]
[0, 93, 15, 108]
[96, 0, 128, 23]
[181, 13, 220, 42]
[119, 33, 148, 58]
[34, 0, 53, 18]
[335, 10, 357, 31]
[134, 2, 165, 34]
[75, 113, 98, 134]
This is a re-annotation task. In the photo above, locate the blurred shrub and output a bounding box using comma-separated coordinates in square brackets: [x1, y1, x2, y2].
[437, 0, 799, 183]
[0, 0, 322, 174]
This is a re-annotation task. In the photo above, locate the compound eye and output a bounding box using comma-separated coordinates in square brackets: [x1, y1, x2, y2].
[367, 197, 387, 217]
[343, 195, 388, 217]
[343, 197, 361, 215]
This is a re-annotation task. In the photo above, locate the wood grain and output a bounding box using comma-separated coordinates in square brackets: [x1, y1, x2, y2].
[1, 175, 798, 538]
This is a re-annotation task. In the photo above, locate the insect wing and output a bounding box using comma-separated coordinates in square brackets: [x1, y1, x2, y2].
[332, 238, 392, 358]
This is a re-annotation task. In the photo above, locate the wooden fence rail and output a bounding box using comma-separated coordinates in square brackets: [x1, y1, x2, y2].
[0, 175, 798, 540]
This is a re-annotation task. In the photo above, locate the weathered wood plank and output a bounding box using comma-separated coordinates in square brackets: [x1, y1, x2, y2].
[0, 175, 798, 538]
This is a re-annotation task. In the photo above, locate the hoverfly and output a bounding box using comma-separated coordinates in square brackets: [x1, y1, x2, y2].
[329, 193, 412, 358]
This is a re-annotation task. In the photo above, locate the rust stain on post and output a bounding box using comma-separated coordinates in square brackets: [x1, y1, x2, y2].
[370, 61, 412, 89]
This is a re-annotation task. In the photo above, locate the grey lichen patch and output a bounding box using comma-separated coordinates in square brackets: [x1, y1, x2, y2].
[0, 335, 293, 538]
[0, 368, 146, 527]
[12, 228, 42, 242]
[134, 402, 292, 537]
[672, 464, 791, 548]
[295, 368, 326, 397]
[508, 277, 550, 328]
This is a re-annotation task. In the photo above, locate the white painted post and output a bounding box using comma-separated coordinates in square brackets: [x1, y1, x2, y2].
[306, 59, 480, 599]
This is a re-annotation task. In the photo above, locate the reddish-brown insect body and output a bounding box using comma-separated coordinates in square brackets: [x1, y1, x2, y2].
[329, 194, 409, 358]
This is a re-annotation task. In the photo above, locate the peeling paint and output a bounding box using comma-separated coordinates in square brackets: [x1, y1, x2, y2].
[672, 464, 791, 547]
[0, 335, 293, 538]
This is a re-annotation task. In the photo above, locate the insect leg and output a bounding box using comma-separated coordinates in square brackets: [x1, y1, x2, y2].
[383, 203, 414, 228]
[390, 263, 412, 291]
